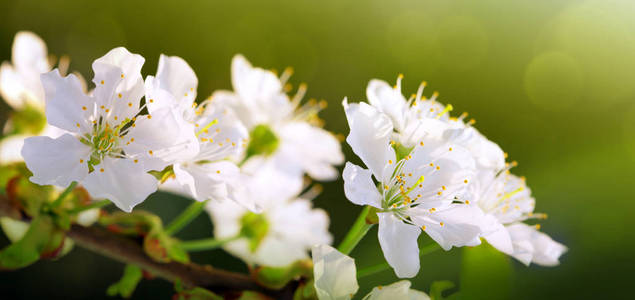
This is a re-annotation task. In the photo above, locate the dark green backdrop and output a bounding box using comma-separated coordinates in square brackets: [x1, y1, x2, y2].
[0, 0, 633, 299]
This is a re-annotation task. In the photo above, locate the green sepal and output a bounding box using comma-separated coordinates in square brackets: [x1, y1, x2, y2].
[148, 165, 174, 183]
[365, 206, 380, 224]
[144, 230, 190, 263]
[0, 215, 62, 269]
[293, 278, 317, 300]
[107, 264, 143, 298]
[253, 259, 313, 290]
[393, 143, 414, 162]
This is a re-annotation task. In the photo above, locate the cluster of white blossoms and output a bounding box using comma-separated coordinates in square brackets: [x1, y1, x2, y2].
[0, 31, 566, 297]
[342, 75, 567, 278]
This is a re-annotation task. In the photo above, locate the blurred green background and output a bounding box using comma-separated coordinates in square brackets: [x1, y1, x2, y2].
[0, 0, 633, 299]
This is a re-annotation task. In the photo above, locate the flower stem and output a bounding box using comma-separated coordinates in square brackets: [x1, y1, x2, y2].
[68, 199, 112, 214]
[337, 206, 375, 255]
[50, 181, 77, 208]
[356, 243, 441, 278]
[180, 235, 241, 252]
[165, 200, 209, 236]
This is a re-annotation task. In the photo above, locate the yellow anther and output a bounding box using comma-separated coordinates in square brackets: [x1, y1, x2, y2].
[440, 222, 444, 226]
[82, 106, 87, 110]
[149, 99, 154, 103]
[437, 191, 442, 196]
[504, 152, 509, 159]
[128, 102, 132, 107]
[185, 93, 188, 97]
[464, 179, 469, 184]
[421, 225, 427, 230]
[105, 109, 110, 113]
[121, 74, 124, 78]
[134, 159, 138, 163]
[384, 185, 389, 190]
[429, 208, 436, 212]
[442, 186, 446, 190]
[147, 115, 152, 119]
[468, 119, 476, 125]
[436, 166, 440, 170]
[130, 138, 134, 142]
[100, 80, 104, 85]
[534, 224, 541, 230]
[76, 123, 80, 128]
[100, 168, 104, 172]
[79, 159, 84, 163]
[465, 200, 471, 204]
[432, 91, 439, 98]
[429, 163, 434, 167]
[148, 150, 153, 155]
[420, 141, 424, 146]
[388, 160, 393, 164]
[216, 170, 221, 174]
[118, 93, 122, 98]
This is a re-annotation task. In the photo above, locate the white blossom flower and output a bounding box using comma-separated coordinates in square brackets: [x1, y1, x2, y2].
[342, 100, 483, 278]
[471, 170, 567, 266]
[21, 47, 198, 212]
[311, 244, 429, 300]
[144, 55, 255, 210]
[212, 55, 343, 183]
[0, 32, 67, 164]
[0, 31, 50, 110]
[206, 165, 332, 267]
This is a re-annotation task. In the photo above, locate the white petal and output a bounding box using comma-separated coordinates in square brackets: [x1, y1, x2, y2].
[41, 70, 95, 133]
[366, 79, 407, 131]
[92, 47, 145, 122]
[123, 107, 199, 171]
[277, 121, 344, 180]
[411, 204, 483, 251]
[377, 213, 421, 278]
[342, 162, 382, 208]
[241, 154, 304, 205]
[443, 127, 505, 171]
[83, 157, 158, 212]
[312, 244, 359, 300]
[342, 99, 395, 179]
[76, 208, 100, 226]
[173, 161, 239, 203]
[195, 104, 249, 161]
[507, 223, 567, 266]
[365, 280, 412, 300]
[156, 54, 197, 105]
[22, 134, 91, 187]
[481, 214, 514, 255]
[231, 54, 282, 102]
[12, 31, 49, 76]
[0, 63, 28, 109]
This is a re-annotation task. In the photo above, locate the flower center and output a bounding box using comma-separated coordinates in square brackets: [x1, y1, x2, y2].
[245, 124, 279, 158]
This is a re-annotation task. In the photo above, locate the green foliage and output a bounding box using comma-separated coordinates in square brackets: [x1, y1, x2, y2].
[293, 279, 317, 300]
[107, 264, 143, 299]
[246, 124, 279, 159]
[5, 105, 47, 135]
[240, 212, 269, 252]
[459, 242, 512, 300]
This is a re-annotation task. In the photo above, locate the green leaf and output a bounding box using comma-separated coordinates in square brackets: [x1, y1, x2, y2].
[0, 215, 57, 269]
[107, 264, 143, 298]
[293, 279, 317, 300]
[429, 280, 455, 300]
[459, 242, 512, 300]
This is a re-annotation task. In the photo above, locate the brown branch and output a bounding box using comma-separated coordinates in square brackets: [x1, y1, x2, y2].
[0, 195, 296, 299]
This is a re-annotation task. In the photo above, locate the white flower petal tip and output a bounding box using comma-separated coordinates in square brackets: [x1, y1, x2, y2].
[377, 213, 421, 278]
[365, 280, 430, 300]
[312, 244, 359, 300]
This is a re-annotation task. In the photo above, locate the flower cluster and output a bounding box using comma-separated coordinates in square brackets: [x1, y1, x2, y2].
[342, 75, 567, 278]
[0, 31, 566, 298]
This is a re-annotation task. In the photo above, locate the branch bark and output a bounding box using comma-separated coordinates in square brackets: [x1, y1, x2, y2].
[0, 195, 295, 299]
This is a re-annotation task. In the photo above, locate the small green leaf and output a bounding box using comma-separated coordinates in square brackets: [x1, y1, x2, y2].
[107, 264, 143, 298]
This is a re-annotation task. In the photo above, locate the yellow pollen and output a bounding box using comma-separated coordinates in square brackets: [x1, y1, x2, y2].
[464, 179, 468, 184]
[437, 191, 442, 196]
[449, 147, 453, 151]
[105, 109, 110, 113]
[216, 170, 220, 174]
[219, 143, 223, 146]
[82, 106, 87, 110]
[408, 173, 412, 177]
[185, 93, 188, 96]
[429, 208, 436, 212]
[121, 74, 124, 78]
[100, 80, 104, 85]
[76, 123, 80, 128]
[465, 200, 471, 204]
[148, 150, 153, 155]
[436, 166, 440, 170]
[468, 119, 476, 125]
[420, 141, 424, 146]
[118, 93, 122, 98]
[128, 102, 132, 107]
[134, 159, 138, 163]
[429, 163, 434, 167]
[100, 168, 104, 172]
[421, 225, 426, 230]
[388, 160, 393, 164]
[432, 91, 439, 98]
[504, 152, 509, 158]
[147, 115, 152, 119]
[114, 116, 118, 120]
[149, 99, 154, 103]
[101, 105, 105, 109]
[215, 129, 220, 133]
[79, 159, 84, 163]
[535, 224, 541, 230]
[130, 138, 135, 142]
[440, 222, 444, 226]
[231, 142, 236, 146]
[442, 186, 446, 190]
[384, 185, 389, 190]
